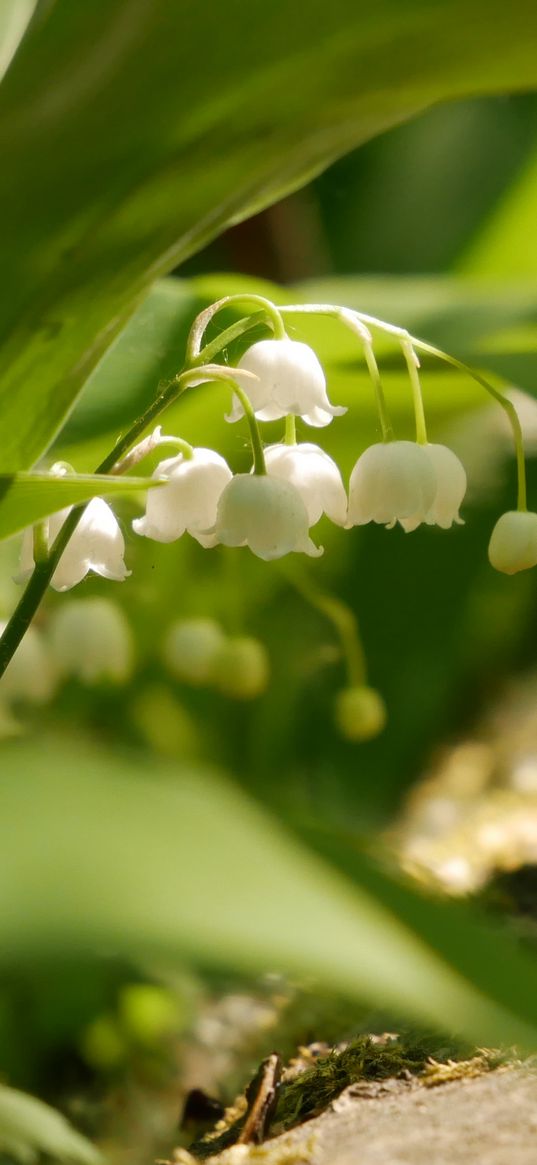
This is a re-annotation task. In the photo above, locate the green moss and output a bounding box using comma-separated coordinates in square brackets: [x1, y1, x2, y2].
[274, 1031, 470, 1132]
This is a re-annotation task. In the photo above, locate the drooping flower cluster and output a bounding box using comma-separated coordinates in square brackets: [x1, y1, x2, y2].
[14, 312, 534, 589]
[126, 336, 469, 563]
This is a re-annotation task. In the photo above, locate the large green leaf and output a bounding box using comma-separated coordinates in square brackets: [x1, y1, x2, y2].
[3, 2, 537, 470]
[2, 739, 537, 1050]
[0, 472, 156, 542]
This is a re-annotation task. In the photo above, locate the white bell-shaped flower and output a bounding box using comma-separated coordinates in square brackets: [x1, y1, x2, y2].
[226, 338, 346, 428]
[132, 447, 232, 547]
[213, 473, 322, 560]
[0, 622, 57, 704]
[264, 442, 347, 527]
[49, 598, 134, 684]
[347, 440, 436, 529]
[399, 443, 467, 532]
[19, 498, 129, 592]
[488, 510, 537, 574]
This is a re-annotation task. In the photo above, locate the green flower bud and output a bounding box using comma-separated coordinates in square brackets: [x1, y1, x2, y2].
[213, 636, 269, 699]
[334, 685, 386, 741]
[488, 510, 537, 574]
[163, 617, 226, 685]
[118, 983, 181, 1046]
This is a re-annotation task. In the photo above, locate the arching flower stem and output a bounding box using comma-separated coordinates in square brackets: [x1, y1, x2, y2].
[281, 301, 527, 513]
[413, 339, 527, 513]
[186, 294, 286, 363]
[282, 564, 367, 687]
[401, 338, 428, 446]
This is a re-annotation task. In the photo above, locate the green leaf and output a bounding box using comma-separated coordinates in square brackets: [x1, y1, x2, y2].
[0, 473, 156, 542]
[460, 145, 537, 277]
[0, 0, 37, 81]
[2, 739, 537, 1050]
[3, 2, 537, 470]
[0, 1083, 101, 1165]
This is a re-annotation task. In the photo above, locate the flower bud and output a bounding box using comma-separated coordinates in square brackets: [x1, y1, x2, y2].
[213, 636, 269, 699]
[133, 447, 232, 547]
[48, 598, 134, 684]
[265, 443, 347, 526]
[226, 338, 346, 428]
[347, 441, 436, 529]
[334, 685, 387, 741]
[488, 510, 537, 574]
[19, 497, 129, 591]
[162, 617, 226, 685]
[0, 622, 57, 705]
[214, 474, 322, 560]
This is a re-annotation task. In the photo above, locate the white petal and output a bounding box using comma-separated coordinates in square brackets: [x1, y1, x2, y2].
[50, 499, 128, 591]
[401, 443, 467, 531]
[215, 474, 322, 560]
[228, 339, 344, 428]
[423, 444, 466, 528]
[133, 448, 232, 543]
[347, 441, 436, 527]
[265, 443, 347, 526]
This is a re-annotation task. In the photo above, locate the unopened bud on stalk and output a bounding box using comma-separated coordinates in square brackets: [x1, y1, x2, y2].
[163, 617, 226, 685]
[213, 636, 270, 699]
[334, 685, 387, 742]
[488, 510, 537, 575]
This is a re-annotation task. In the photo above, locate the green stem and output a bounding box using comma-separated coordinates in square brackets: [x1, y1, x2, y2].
[401, 338, 427, 445]
[186, 294, 286, 363]
[226, 377, 266, 474]
[283, 301, 527, 511]
[191, 312, 265, 366]
[285, 414, 297, 445]
[412, 339, 527, 511]
[0, 366, 262, 678]
[282, 565, 367, 686]
[279, 303, 394, 441]
[362, 340, 394, 442]
[32, 520, 49, 564]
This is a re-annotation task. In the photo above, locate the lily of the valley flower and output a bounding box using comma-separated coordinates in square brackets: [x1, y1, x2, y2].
[264, 442, 347, 527]
[488, 510, 537, 574]
[399, 443, 467, 532]
[19, 498, 129, 592]
[132, 447, 232, 546]
[226, 338, 346, 428]
[213, 474, 322, 560]
[49, 598, 134, 684]
[347, 440, 436, 529]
